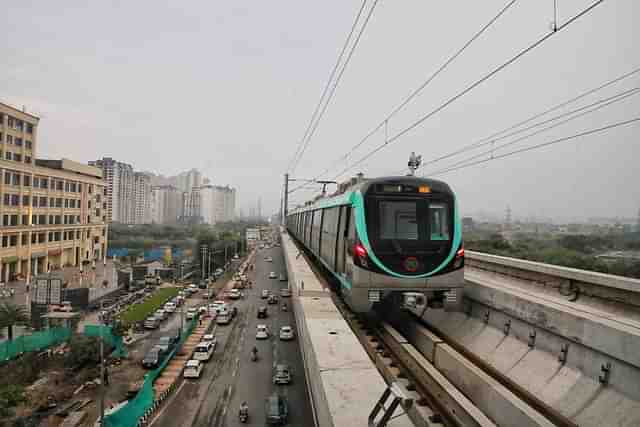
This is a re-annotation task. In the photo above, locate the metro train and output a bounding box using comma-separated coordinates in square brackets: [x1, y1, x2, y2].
[285, 175, 465, 313]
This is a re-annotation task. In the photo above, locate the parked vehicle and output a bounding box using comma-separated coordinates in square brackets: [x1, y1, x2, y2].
[183, 360, 204, 378]
[265, 394, 288, 425]
[279, 326, 294, 341]
[257, 306, 268, 319]
[186, 308, 197, 320]
[256, 324, 269, 340]
[269, 271, 277, 279]
[273, 364, 292, 385]
[144, 316, 160, 329]
[193, 341, 216, 361]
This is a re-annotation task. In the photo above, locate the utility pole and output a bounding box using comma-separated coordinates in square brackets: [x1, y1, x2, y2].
[283, 173, 289, 226]
[99, 299, 105, 425]
[200, 245, 207, 281]
[207, 251, 212, 280]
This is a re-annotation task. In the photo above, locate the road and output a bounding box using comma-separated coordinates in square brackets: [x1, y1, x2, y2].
[152, 245, 313, 426]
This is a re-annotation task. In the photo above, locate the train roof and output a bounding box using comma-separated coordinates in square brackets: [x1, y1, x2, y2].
[288, 175, 454, 214]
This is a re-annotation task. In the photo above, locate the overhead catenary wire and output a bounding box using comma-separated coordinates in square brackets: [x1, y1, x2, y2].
[427, 87, 640, 175]
[420, 64, 640, 169]
[286, 0, 368, 173]
[288, 0, 519, 194]
[430, 116, 640, 176]
[327, 0, 605, 182]
[290, 0, 380, 175]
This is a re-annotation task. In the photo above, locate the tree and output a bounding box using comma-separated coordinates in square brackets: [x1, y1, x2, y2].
[0, 302, 30, 341]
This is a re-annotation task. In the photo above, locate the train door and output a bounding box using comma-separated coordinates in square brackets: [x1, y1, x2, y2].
[336, 206, 351, 274]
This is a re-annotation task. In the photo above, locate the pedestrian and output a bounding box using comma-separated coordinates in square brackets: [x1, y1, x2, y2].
[10, 288, 15, 297]
[199, 317, 202, 326]
[103, 366, 110, 386]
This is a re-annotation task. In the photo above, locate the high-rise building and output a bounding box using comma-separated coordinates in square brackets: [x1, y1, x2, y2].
[150, 185, 181, 224]
[196, 185, 236, 225]
[176, 169, 202, 193]
[133, 172, 151, 224]
[88, 157, 135, 223]
[1, 101, 108, 282]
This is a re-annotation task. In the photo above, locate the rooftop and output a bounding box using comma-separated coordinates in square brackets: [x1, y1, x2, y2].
[35, 158, 103, 179]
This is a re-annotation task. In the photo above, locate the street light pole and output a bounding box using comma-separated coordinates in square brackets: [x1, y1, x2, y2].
[99, 299, 105, 425]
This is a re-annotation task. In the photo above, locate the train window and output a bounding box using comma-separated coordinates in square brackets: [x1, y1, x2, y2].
[379, 201, 418, 240]
[429, 203, 450, 241]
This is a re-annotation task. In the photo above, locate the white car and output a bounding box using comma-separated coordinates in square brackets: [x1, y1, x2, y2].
[279, 326, 295, 341]
[280, 288, 291, 297]
[265, 257, 273, 262]
[193, 341, 216, 361]
[261, 290, 270, 299]
[229, 289, 241, 299]
[211, 300, 226, 312]
[269, 272, 277, 279]
[186, 308, 197, 320]
[164, 302, 176, 313]
[202, 334, 215, 342]
[216, 310, 231, 325]
[183, 359, 204, 378]
[256, 324, 270, 340]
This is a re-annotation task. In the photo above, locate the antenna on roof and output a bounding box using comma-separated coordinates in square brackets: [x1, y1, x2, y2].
[407, 152, 422, 176]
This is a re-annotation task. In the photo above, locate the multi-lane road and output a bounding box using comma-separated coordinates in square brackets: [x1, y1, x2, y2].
[152, 245, 313, 427]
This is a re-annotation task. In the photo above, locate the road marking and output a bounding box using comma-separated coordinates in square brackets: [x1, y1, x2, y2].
[147, 381, 186, 427]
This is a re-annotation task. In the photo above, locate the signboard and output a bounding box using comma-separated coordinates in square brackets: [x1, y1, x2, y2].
[49, 278, 62, 304]
[35, 279, 49, 304]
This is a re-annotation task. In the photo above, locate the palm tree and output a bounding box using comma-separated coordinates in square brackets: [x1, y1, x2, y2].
[0, 301, 30, 341]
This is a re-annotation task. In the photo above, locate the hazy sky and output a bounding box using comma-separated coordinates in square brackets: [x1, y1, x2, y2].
[2, 1, 639, 220]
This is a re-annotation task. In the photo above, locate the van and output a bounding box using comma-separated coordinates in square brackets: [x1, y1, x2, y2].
[193, 341, 215, 361]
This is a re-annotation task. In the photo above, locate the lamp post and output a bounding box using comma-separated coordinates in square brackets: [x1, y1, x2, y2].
[99, 299, 105, 425]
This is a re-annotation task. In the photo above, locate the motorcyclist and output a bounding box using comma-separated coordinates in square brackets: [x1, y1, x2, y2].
[251, 346, 258, 357]
[239, 401, 248, 414]
[282, 302, 287, 311]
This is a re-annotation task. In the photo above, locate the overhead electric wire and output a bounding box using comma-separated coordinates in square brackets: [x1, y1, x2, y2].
[288, 0, 518, 194]
[290, 0, 379, 175]
[327, 0, 605, 182]
[427, 87, 640, 175]
[421, 64, 640, 168]
[287, 0, 368, 173]
[430, 116, 640, 176]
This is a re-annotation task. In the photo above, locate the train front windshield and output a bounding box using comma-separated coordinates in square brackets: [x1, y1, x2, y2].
[365, 184, 454, 275]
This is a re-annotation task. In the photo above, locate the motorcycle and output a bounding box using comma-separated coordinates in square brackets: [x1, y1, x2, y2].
[281, 303, 288, 312]
[239, 409, 248, 423]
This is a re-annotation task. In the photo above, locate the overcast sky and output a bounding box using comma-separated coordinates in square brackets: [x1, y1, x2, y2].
[2, 0, 638, 221]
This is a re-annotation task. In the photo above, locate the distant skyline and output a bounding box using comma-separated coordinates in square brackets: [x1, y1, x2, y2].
[2, 1, 638, 217]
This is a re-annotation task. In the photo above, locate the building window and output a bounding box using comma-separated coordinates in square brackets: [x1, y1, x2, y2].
[2, 215, 8, 226]
[56, 180, 63, 191]
[4, 152, 11, 161]
[41, 178, 48, 189]
[21, 214, 28, 225]
[39, 196, 47, 207]
[0, 132, 2, 142]
[64, 199, 69, 208]
[11, 173, 20, 186]
[11, 195, 19, 206]
[13, 153, 22, 162]
[23, 175, 31, 187]
[31, 214, 37, 225]
[39, 233, 46, 243]
[3, 173, 10, 185]
[48, 232, 53, 242]
[55, 215, 61, 225]
[7, 117, 14, 128]
[39, 214, 46, 225]
[54, 231, 61, 241]
[1, 236, 7, 248]
[56, 198, 62, 208]
[15, 138, 22, 147]
[49, 198, 54, 207]
[9, 235, 17, 247]
[6, 135, 13, 144]
[33, 177, 39, 187]
[63, 231, 67, 240]
[27, 123, 33, 134]
[21, 233, 28, 245]
[25, 140, 32, 149]
[76, 230, 81, 239]
[15, 120, 23, 131]
[25, 156, 31, 164]
[31, 233, 37, 244]
[22, 195, 30, 206]
[10, 215, 18, 226]
[3, 194, 10, 206]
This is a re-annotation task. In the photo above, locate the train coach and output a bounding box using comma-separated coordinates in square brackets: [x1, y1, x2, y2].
[285, 175, 465, 313]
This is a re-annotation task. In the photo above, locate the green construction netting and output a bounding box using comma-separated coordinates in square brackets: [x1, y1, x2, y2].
[103, 315, 199, 427]
[0, 326, 71, 362]
[84, 325, 128, 358]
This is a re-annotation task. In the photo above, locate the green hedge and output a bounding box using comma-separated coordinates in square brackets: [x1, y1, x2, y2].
[118, 287, 180, 325]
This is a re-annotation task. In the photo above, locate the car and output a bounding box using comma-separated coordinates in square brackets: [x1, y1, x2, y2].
[156, 332, 179, 352]
[183, 359, 204, 379]
[197, 281, 207, 289]
[257, 306, 268, 319]
[279, 326, 295, 341]
[164, 302, 176, 313]
[269, 271, 277, 279]
[204, 291, 216, 299]
[198, 305, 208, 314]
[279, 274, 287, 282]
[256, 324, 270, 339]
[261, 290, 270, 299]
[193, 341, 216, 361]
[229, 289, 241, 300]
[142, 346, 166, 369]
[144, 316, 160, 329]
[268, 295, 278, 305]
[280, 288, 291, 298]
[187, 284, 198, 292]
[216, 310, 231, 325]
[186, 308, 197, 320]
[211, 300, 226, 313]
[265, 394, 288, 425]
[273, 364, 292, 385]
[155, 309, 168, 320]
[202, 334, 215, 342]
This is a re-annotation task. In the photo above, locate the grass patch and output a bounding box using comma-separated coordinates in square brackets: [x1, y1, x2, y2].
[118, 287, 180, 325]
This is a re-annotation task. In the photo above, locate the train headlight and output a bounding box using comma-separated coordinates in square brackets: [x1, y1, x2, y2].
[402, 292, 426, 310]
